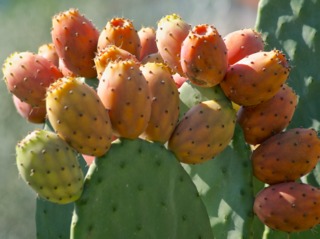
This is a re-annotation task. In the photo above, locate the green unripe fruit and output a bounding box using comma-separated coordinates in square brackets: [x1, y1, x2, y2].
[16, 129, 84, 204]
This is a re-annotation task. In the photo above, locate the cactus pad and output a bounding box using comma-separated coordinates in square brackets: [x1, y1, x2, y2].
[71, 138, 213, 239]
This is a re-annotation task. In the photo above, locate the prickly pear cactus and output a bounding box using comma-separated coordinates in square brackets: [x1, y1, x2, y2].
[255, 0, 320, 238]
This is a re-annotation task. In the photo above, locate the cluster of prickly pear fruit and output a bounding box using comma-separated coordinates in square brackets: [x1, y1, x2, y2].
[3, 1, 320, 238]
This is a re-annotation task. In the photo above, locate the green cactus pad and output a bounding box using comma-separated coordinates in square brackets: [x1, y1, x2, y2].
[70, 138, 213, 239]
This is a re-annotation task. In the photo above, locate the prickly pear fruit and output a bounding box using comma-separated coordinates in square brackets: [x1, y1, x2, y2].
[58, 58, 76, 77]
[16, 129, 84, 204]
[180, 24, 228, 87]
[254, 182, 320, 232]
[12, 95, 46, 124]
[141, 52, 165, 65]
[172, 73, 187, 88]
[138, 26, 158, 61]
[220, 49, 290, 106]
[223, 28, 265, 65]
[46, 77, 113, 157]
[94, 45, 138, 79]
[2, 52, 63, 107]
[156, 13, 191, 76]
[97, 17, 141, 58]
[139, 62, 180, 143]
[252, 128, 320, 185]
[97, 60, 151, 139]
[237, 84, 298, 145]
[51, 8, 99, 78]
[38, 43, 59, 67]
[168, 100, 236, 164]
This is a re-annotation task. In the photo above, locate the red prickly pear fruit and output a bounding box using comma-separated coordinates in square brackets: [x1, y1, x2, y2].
[156, 13, 191, 76]
[220, 49, 290, 106]
[252, 128, 320, 185]
[253, 182, 320, 232]
[12, 95, 46, 124]
[97, 17, 141, 59]
[139, 62, 180, 143]
[51, 8, 99, 78]
[94, 45, 138, 79]
[2, 51, 63, 107]
[223, 28, 265, 65]
[46, 77, 113, 157]
[97, 60, 151, 139]
[180, 24, 228, 87]
[16, 129, 84, 204]
[172, 73, 187, 88]
[138, 26, 158, 61]
[237, 84, 298, 145]
[168, 100, 236, 164]
[38, 43, 59, 67]
[58, 58, 76, 77]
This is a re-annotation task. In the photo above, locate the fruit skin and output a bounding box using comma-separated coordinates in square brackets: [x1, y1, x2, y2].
[51, 8, 99, 78]
[181, 24, 228, 87]
[2, 51, 63, 107]
[223, 28, 265, 65]
[97, 60, 151, 139]
[220, 49, 290, 106]
[97, 17, 141, 59]
[139, 62, 180, 143]
[168, 100, 236, 164]
[237, 84, 298, 145]
[254, 182, 320, 232]
[156, 13, 191, 76]
[172, 73, 187, 88]
[16, 129, 84, 204]
[141, 52, 165, 65]
[94, 45, 138, 79]
[138, 26, 158, 61]
[46, 77, 113, 157]
[251, 128, 320, 185]
[38, 43, 59, 67]
[12, 95, 46, 124]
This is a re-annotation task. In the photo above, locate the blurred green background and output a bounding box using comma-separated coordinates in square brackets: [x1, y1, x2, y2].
[0, 0, 257, 238]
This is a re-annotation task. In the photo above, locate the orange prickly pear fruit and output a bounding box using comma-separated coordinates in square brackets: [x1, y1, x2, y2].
[38, 43, 59, 67]
[254, 182, 320, 232]
[51, 8, 99, 78]
[156, 13, 191, 76]
[168, 100, 236, 164]
[237, 84, 298, 145]
[223, 28, 265, 65]
[97, 60, 151, 139]
[138, 26, 158, 61]
[251, 128, 320, 185]
[94, 45, 138, 79]
[2, 51, 63, 107]
[46, 77, 113, 157]
[139, 62, 180, 143]
[97, 17, 141, 59]
[180, 24, 228, 87]
[220, 49, 290, 106]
